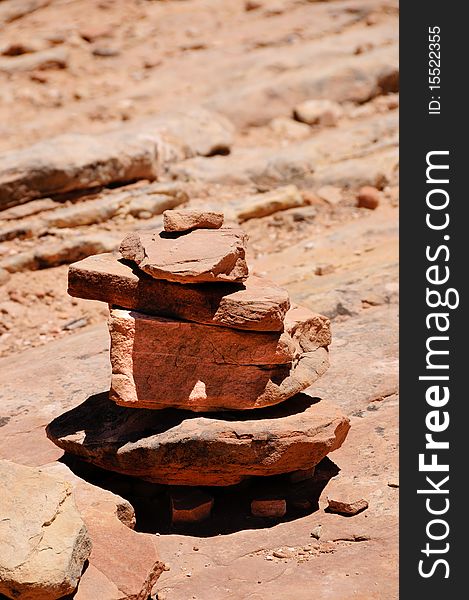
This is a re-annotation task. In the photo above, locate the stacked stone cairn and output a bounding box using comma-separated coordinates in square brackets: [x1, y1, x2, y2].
[47, 210, 350, 524]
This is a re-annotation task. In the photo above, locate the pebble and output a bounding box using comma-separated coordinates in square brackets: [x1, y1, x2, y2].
[311, 525, 322, 540]
[272, 550, 290, 559]
[315, 264, 335, 276]
[357, 186, 380, 209]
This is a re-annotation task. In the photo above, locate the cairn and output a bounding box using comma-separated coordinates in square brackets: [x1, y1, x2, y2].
[47, 210, 349, 522]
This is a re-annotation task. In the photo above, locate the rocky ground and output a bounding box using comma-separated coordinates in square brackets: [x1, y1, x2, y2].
[0, 0, 398, 598]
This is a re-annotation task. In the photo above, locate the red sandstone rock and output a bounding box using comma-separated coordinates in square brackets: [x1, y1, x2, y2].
[163, 209, 224, 232]
[251, 499, 286, 518]
[119, 227, 248, 284]
[46, 393, 350, 486]
[68, 252, 289, 331]
[326, 480, 369, 516]
[171, 489, 214, 524]
[357, 186, 380, 209]
[108, 307, 329, 411]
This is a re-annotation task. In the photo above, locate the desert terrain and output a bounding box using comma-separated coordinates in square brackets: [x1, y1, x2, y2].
[0, 0, 398, 598]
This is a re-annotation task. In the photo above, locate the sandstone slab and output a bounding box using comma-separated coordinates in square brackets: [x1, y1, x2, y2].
[68, 252, 290, 331]
[0, 47, 68, 74]
[108, 306, 330, 411]
[119, 227, 248, 284]
[46, 393, 350, 486]
[326, 479, 370, 516]
[163, 209, 224, 232]
[0, 460, 92, 600]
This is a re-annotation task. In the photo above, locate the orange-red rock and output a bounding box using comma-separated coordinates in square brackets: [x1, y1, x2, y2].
[108, 306, 330, 411]
[68, 252, 289, 331]
[163, 209, 224, 232]
[170, 489, 214, 524]
[46, 393, 350, 486]
[119, 227, 248, 284]
[357, 186, 380, 209]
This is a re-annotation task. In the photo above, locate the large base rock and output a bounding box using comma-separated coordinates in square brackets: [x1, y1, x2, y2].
[109, 307, 330, 411]
[0, 460, 92, 600]
[68, 252, 290, 332]
[46, 393, 350, 486]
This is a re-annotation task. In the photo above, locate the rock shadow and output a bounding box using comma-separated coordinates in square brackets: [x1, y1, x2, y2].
[46, 391, 340, 535]
[60, 453, 340, 537]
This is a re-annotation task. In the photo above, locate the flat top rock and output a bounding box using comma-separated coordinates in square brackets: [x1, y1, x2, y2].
[163, 209, 224, 232]
[119, 227, 248, 284]
[46, 392, 349, 486]
[67, 252, 290, 331]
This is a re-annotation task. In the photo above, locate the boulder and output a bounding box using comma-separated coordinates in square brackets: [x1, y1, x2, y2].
[0, 460, 92, 600]
[163, 209, 224, 232]
[42, 462, 166, 600]
[68, 252, 290, 331]
[119, 227, 248, 284]
[108, 306, 330, 411]
[46, 393, 350, 486]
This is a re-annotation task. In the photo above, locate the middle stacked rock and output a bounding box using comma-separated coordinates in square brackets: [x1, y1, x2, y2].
[51, 209, 349, 488]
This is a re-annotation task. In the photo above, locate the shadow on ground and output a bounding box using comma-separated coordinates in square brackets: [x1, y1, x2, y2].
[60, 453, 339, 537]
